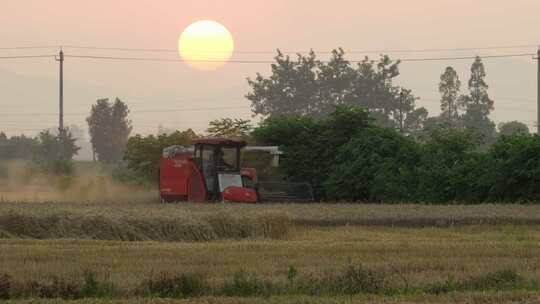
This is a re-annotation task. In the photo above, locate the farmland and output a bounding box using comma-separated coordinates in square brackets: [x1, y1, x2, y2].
[0, 201, 540, 302]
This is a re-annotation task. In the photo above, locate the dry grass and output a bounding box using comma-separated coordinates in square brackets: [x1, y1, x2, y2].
[2, 201, 540, 301]
[0, 211, 291, 241]
[2, 294, 540, 303]
[2, 201, 540, 242]
[2, 201, 540, 229]
[1, 225, 539, 291]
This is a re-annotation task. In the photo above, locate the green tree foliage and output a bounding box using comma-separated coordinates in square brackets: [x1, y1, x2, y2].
[124, 129, 199, 180]
[487, 135, 540, 201]
[459, 57, 496, 146]
[0, 132, 38, 160]
[207, 118, 253, 139]
[439, 67, 462, 128]
[247, 49, 427, 134]
[33, 130, 80, 175]
[254, 106, 540, 203]
[247, 50, 320, 117]
[86, 98, 133, 163]
[253, 106, 372, 199]
[325, 128, 419, 202]
[404, 107, 429, 138]
[498, 121, 530, 136]
[416, 129, 491, 203]
[394, 88, 428, 136]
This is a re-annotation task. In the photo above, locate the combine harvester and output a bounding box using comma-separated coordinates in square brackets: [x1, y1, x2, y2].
[159, 138, 314, 203]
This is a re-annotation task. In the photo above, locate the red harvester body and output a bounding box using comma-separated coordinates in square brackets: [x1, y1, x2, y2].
[159, 137, 313, 204]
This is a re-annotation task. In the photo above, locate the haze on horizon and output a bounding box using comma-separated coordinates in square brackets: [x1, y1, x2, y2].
[1, 0, 539, 138]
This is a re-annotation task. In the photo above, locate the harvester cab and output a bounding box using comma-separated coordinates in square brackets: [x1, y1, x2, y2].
[159, 137, 314, 204]
[192, 138, 256, 202]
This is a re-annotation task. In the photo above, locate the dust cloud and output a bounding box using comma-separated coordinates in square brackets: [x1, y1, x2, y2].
[0, 161, 156, 203]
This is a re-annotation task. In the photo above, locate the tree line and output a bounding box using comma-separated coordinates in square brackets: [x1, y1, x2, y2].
[0, 130, 79, 174]
[247, 49, 530, 143]
[252, 106, 540, 203]
[1, 48, 536, 203]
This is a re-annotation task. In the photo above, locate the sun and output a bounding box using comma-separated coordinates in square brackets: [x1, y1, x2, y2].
[178, 20, 235, 71]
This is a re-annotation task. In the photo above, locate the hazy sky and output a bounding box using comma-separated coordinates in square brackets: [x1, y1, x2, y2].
[1, 0, 539, 137]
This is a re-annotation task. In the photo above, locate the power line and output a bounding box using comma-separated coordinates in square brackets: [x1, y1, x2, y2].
[0, 46, 60, 50]
[0, 51, 535, 63]
[400, 53, 535, 62]
[0, 105, 251, 116]
[64, 54, 276, 64]
[59, 43, 540, 54]
[62, 53, 536, 64]
[2, 44, 539, 55]
[0, 54, 55, 59]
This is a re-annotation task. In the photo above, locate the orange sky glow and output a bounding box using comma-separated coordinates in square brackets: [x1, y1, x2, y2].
[1, 0, 539, 136]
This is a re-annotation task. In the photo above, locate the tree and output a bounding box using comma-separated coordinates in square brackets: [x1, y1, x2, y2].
[325, 127, 419, 202]
[124, 129, 199, 180]
[247, 50, 321, 117]
[498, 121, 530, 136]
[487, 135, 540, 201]
[157, 124, 176, 136]
[33, 130, 80, 175]
[246, 49, 427, 132]
[0, 133, 38, 160]
[460, 57, 496, 146]
[416, 129, 488, 202]
[316, 49, 357, 113]
[392, 88, 428, 136]
[253, 106, 372, 200]
[86, 98, 133, 163]
[439, 67, 461, 128]
[207, 118, 253, 139]
[402, 107, 429, 139]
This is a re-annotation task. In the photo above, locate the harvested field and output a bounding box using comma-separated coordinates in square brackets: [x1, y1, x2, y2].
[2, 201, 540, 302]
[1, 202, 540, 242]
[4, 292, 540, 303]
[0, 211, 290, 241]
[0, 201, 540, 241]
[1, 225, 540, 290]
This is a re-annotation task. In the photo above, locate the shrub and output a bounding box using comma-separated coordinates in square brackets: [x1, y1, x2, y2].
[487, 135, 540, 202]
[124, 130, 198, 181]
[253, 106, 372, 200]
[320, 265, 387, 295]
[32, 130, 79, 176]
[137, 273, 209, 298]
[23, 277, 81, 299]
[287, 266, 298, 283]
[0, 273, 12, 299]
[426, 269, 525, 294]
[461, 269, 524, 291]
[425, 276, 459, 294]
[79, 271, 119, 298]
[325, 128, 419, 202]
[222, 271, 273, 297]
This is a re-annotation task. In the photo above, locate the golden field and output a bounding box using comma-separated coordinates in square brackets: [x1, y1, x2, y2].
[1, 201, 540, 302]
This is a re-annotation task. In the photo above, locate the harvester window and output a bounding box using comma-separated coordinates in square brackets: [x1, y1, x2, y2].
[217, 147, 239, 172]
[201, 148, 215, 193]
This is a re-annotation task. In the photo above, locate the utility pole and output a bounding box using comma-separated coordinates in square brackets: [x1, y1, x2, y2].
[56, 49, 64, 135]
[55, 49, 65, 159]
[537, 48, 540, 135]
